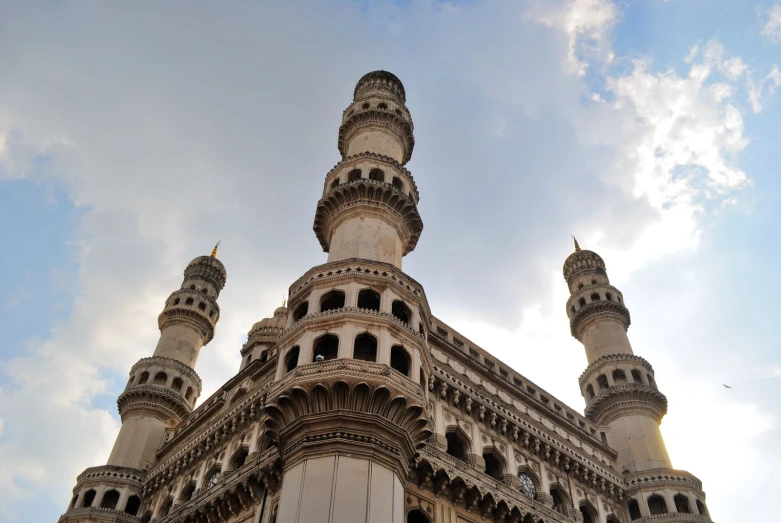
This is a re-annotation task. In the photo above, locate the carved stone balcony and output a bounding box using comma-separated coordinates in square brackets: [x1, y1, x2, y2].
[59, 506, 141, 523]
[585, 383, 668, 424]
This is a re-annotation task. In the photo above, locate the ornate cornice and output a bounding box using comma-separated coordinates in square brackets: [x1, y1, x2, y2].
[58, 507, 141, 523]
[585, 384, 668, 424]
[130, 357, 202, 390]
[313, 178, 423, 255]
[158, 307, 216, 344]
[578, 354, 653, 386]
[117, 385, 192, 422]
[73, 465, 145, 492]
[325, 152, 419, 199]
[570, 301, 631, 339]
[338, 109, 415, 164]
[624, 468, 704, 493]
[183, 256, 227, 291]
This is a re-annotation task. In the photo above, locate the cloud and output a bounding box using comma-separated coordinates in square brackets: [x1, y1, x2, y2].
[762, 4, 781, 43]
[747, 65, 781, 113]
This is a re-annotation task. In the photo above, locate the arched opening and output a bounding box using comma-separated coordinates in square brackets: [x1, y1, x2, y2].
[648, 374, 656, 387]
[627, 499, 641, 520]
[153, 372, 168, 386]
[185, 297, 194, 306]
[590, 293, 601, 301]
[647, 495, 668, 515]
[369, 168, 385, 182]
[353, 333, 378, 362]
[390, 346, 411, 376]
[179, 482, 196, 503]
[674, 494, 691, 513]
[100, 489, 120, 509]
[185, 387, 193, 401]
[173, 297, 180, 305]
[320, 290, 345, 312]
[695, 500, 707, 516]
[597, 374, 609, 391]
[378, 103, 388, 110]
[591, 279, 598, 285]
[550, 487, 567, 514]
[198, 302, 206, 311]
[204, 467, 221, 489]
[580, 502, 598, 523]
[570, 305, 575, 314]
[407, 509, 430, 523]
[362, 103, 370, 109]
[293, 301, 309, 321]
[330, 178, 339, 189]
[139, 372, 149, 384]
[419, 369, 426, 387]
[445, 429, 469, 460]
[392, 177, 403, 190]
[606, 292, 613, 301]
[612, 369, 627, 385]
[357, 289, 381, 311]
[631, 369, 643, 384]
[172, 377, 183, 392]
[348, 169, 361, 181]
[125, 495, 141, 516]
[578, 297, 586, 307]
[230, 447, 249, 470]
[69, 495, 78, 509]
[82, 489, 97, 508]
[158, 497, 173, 517]
[585, 384, 595, 401]
[285, 346, 300, 373]
[483, 449, 504, 480]
[392, 300, 412, 324]
[518, 473, 537, 499]
[259, 350, 268, 363]
[313, 334, 339, 362]
[245, 355, 252, 366]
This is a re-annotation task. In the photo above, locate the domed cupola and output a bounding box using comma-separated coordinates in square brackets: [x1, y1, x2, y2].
[240, 306, 288, 370]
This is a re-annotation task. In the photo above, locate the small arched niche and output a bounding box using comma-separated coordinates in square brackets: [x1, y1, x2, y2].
[407, 509, 430, 523]
[482, 448, 505, 480]
[597, 374, 609, 391]
[390, 345, 411, 376]
[320, 290, 345, 312]
[348, 168, 362, 181]
[445, 428, 469, 460]
[612, 369, 627, 385]
[153, 372, 167, 386]
[100, 489, 120, 510]
[627, 499, 642, 520]
[357, 288, 381, 311]
[293, 301, 309, 321]
[313, 334, 339, 362]
[647, 494, 668, 515]
[369, 168, 385, 182]
[124, 495, 141, 516]
[285, 346, 300, 373]
[392, 300, 412, 324]
[674, 494, 691, 513]
[353, 333, 378, 362]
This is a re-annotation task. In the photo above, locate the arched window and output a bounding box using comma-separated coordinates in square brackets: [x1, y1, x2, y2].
[419, 368, 426, 387]
[612, 369, 627, 385]
[285, 346, 300, 373]
[179, 483, 196, 503]
[580, 502, 598, 523]
[550, 487, 567, 514]
[362, 103, 370, 109]
[390, 346, 410, 376]
[185, 387, 193, 401]
[590, 293, 601, 301]
[407, 509, 430, 523]
[230, 447, 249, 470]
[695, 500, 707, 516]
[293, 301, 309, 321]
[245, 355, 252, 366]
[313, 334, 339, 362]
[570, 305, 575, 314]
[185, 297, 194, 306]
[348, 169, 361, 181]
[591, 279, 598, 285]
[172, 377, 183, 392]
[631, 369, 643, 384]
[392, 300, 412, 324]
[153, 372, 168, 386]
[204, 468, 221, 489]
[674, 494, 691, 513]
[158, 497, 173, 517]
[259, 350, 268, 363]
[445, 429, 468, 460]
[189, 284, 196, 290]
[124, 495, 141, 516]
[357, 289, 381, 311]
[647, 495, 668, 515]
[369, 168, 385, 182]
[69, 495, 78, 509]
[198, 302, 206, 311]
[647, 374, 656, 387]
[100, 489, 120, 509]
[606, 292, 613, 301]
[518, 473, 537, 499]
[378, 103, 388, 110]
[392, 177, 403, 190]
[330, 178, 340, 189]
[585, 384, 595, 401]
[138, 372, 149, 385]
[173, 297, 180, 305]
[483, 449, 504, 480]
[353, 333, 378, 362]
[578, 297, 586, 307]
[597, 374, 609, 391]
[320, 290, 345, 312]
[627, 499, 641, 520]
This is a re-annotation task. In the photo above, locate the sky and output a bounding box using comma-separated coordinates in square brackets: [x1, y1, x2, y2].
[1, 0, 780, 521]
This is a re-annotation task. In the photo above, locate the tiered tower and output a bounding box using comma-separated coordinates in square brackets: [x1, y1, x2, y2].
[267, 70, 433, 523]
[59, 247, 226, 522]
[564, 240, 709, 519]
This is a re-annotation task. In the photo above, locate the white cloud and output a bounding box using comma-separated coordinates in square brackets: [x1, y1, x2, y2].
[762, 4, 781, 43]
[747, 64, 781, 113]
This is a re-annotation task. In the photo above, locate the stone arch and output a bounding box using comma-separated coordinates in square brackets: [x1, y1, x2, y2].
[585, 384, 595, 401]
[612, 369, 628, 385]
[407, 508, 431, 523]
[330, 178, 339, 189]
[203, 465, 222, 489]
[369, 168, 385, 182]
[392, 176, 403, 191]
[313, 334, 339, 362]
[357, 288, 381, 311]
[674, 494, 691, 513]
[158, 496, 173, 517]
[647, 494, 668, 515]
[320, 289, 345, 312]
[138, 372, 149, 384]
[178, 481, 196, 503]
[580, 499, 599, 523]
[597, 374, 609, 391]
[293, 301, 308, 321]
[172, 377, 183, 392]
[482, 446, 506, 480]
[392, 300, 412, 324]
[353, 332, 378, 362]
[82, 489, 97, 508]
[348, 168, 362, 181]
[230, 445, 249, 470]
[153, 372, 168, 386]
[549, 484, 569, 514]
[100, 489, 120, 509]
[590, 293, 601, 302]
[124, 495, 141, 516]
[579, 297, 586, 307]
[285, 346, 300, 373]
[695, 499, 708, 516]
[185, 297, 194, 306]
[390, 345, 411, 376]
[631, 369, 643, 384]
[444, 426, 471, 460]
[185, 386, 193, 401]
[627, 498, 641, 520]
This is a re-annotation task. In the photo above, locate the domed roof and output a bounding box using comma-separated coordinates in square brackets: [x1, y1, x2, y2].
[562, 238, 606, 283]
[247, 306, 288, 343]
[354, 70, 406, 102]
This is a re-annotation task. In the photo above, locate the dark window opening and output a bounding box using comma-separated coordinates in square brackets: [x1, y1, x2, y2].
[378, 102, 388, 110]
[613, 369, 627, 385]
[198, 302, 206, 311]
[392, 300, 412, 324]
[674, 494, 691, 514]
[419, 369, 426, 387]
[153, 372, 167, 386]
[631, 369, 643, 384]
[353, 333, 378, 362]
[357, 289, 381, 311]
[172, 377, 183, 392]
[551, 488, 567, 514]
[483, 451, 504, 480]
[591, 279, 598, 285]
[445, 430, 468, 460]
[407, 509, 431, 523]
[231, 448, 249, 470]
[648, 495, 668, 515]
[348, 169, 361, 181]
[185, 297, 194, 306]
[173, 298, 180, 305]
[585, 384, 595, 400]
[100, 490, 120, 510]
[313, 334, 339, 362]
[320, 290, 345, 312]
[696, 500, 707, 516]
[392, 177, 403, 190]
[362, 103, 370, 109]
[259, 350, 268, 363]
[330, 178, 339, 189]
[159, 497, 173, 517]
[369, 168, 385, 182]
[590, 293, 601, 301]
[628, 499, 642, 520]
[606, 292, 613, 301]
[185, 387, 193, 401]
[597, 374, 609, 391]
[580, 505, 597, 523]
[285, 346, 300, 373]
[125, 495, 141, 516]
[293, 301, 309, 321]
[179, 483, 196, 504]
[579, 297, 586, 307]
[390, 346, 410, 376]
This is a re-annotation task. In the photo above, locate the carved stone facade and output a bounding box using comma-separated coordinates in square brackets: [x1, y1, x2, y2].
[59, 71, 712, 523]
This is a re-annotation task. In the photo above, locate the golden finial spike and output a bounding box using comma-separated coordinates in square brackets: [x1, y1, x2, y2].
[282, 295, 287, 308]
[210, 241, 220, 258]
[572, 235, 581, 252]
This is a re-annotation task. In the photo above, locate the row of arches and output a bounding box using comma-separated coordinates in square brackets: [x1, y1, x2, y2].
[348, 102, 405, 117]
[584, 368, 655, 401]
[169, 295, 217, 318]
[627, 494, 708, 519]
[129, 371, 195, 402]
[71, 489, 141, 516]
[571, 289, 621, 314]
[292, 288, 415, 328]
[330, 167, 406, 193]
[284, 333, 413, 378]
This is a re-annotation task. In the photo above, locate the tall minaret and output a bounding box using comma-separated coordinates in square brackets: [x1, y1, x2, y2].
[314, 70, 421, 268]
[563, 239, 671, 474]
[59, 247, 226, 519]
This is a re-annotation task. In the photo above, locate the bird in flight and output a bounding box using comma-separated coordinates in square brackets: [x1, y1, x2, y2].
[722, 384, 732, 389]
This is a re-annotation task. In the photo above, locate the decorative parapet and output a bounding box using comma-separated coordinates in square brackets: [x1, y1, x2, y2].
[130, 357, 202, 389]
[338, 107, 415, 164]
[278, 306, 425, 344]
[58, 506, 141, 523]
[585, 384, 668, 424]
[324, 152, 419, 199]
[570, 300, 631, 339]
[634, 514, 710, 522]
[74, 465, 145, 491]
[579, 354, 653, 385]
[624, 468, 704, 494]
[117, 385, 192, 421]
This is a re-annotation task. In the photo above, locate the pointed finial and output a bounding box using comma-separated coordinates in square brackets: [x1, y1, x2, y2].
[572, 235, 581, 252]
[282, 295, 287, 308]
[210, 241, 220, 258]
